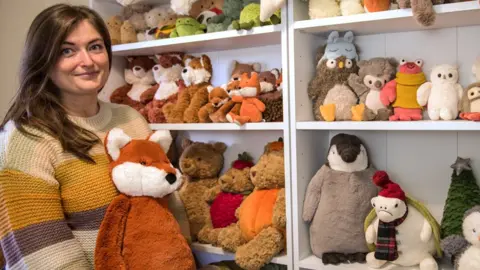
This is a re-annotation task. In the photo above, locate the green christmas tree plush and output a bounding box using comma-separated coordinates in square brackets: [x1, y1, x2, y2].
[440, 157, 480, 239]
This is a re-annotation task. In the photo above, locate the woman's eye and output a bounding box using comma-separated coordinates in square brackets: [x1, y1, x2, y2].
[61, 48, 74, 56]
[90, 44, 104, 51]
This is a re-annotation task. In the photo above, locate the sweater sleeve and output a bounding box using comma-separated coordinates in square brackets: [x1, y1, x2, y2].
[0, 128, 90, 269]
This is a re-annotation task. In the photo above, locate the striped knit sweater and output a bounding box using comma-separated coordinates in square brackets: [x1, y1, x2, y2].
[0, 101, 189, 269]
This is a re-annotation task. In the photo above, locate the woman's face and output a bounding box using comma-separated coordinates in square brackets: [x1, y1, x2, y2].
[50, 20, 109, 96]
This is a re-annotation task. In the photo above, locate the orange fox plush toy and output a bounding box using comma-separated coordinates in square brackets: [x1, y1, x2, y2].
[226, 72, 266, 125]
[95, 128, 196, 270]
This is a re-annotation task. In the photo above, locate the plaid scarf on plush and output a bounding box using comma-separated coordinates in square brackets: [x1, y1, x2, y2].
[374, 206, 409, 261]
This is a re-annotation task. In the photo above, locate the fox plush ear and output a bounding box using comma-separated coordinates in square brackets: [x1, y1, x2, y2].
[148, 130, 173, 153]
[105, 128, 132, 161]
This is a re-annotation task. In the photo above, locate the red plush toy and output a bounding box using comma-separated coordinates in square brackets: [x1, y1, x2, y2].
[197, 152, 255, 246]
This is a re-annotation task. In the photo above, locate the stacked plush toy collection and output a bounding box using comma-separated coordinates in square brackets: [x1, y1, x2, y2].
[304, 0, 474, 27]
[106, 0, 284, 45]
[108, 52, 283, 125]
[93, 125, 287, 270]
[308, 30, 480, 122]
[177, 137, 287, 270]
[303, 133, 480, 270]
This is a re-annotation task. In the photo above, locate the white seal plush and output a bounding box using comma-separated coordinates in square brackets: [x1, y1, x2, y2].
[441, 205, 480, 270]
[364, 171, 442, 270]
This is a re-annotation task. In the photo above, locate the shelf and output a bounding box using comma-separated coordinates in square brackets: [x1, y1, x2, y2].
[95, 0, 170, 5]
[296, 120, 480, 131]
[149, 122, 285, 131]
[191, 243, 289, 265]
[299, 255, 453, 270]
[293, 1, 480, 35]
[112, 24, 282, 56]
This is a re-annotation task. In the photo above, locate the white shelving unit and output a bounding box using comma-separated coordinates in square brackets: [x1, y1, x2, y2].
[90, 0, 293, 269]
[90, 0, 480, 268]
[288, 1, 480, 270]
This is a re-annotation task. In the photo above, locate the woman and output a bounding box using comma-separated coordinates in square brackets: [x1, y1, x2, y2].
[0, 4, 189, 269]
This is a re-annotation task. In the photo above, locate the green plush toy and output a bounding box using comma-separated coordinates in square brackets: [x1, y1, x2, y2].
[232, 2, 281, 30]
[170, 17, 206, 38]
[440, 157, 480, 239]
[206, 0, 258, 33]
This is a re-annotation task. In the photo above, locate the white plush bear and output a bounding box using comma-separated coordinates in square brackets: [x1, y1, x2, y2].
[416, 64, 463, 120]
[365, 171, 441, 270]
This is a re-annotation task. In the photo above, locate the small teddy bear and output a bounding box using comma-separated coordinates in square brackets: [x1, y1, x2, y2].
[106, 16, 123, 45]
[198, 86, 235, 123]
[217, 138, 286, 270]
[197, 152, 255, 246]
[120, 20, 138, 44]
[178, 138, 228, 241]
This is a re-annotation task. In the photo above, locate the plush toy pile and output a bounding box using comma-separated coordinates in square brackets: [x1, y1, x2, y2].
[308, 30, 479, 122]
[302, 0, 463, 27]
[108, 53, 283, 125]
[107, 0, 284, 45]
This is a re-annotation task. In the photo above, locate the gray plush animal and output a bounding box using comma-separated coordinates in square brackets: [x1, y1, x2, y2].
[302, 133, 379, 265]
[319, 31, 359, 64]
[348, 57, 399, 121]
[441, 205, 480, 269]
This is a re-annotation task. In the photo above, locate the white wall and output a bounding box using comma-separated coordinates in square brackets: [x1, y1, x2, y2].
[0, 0, 88, 119]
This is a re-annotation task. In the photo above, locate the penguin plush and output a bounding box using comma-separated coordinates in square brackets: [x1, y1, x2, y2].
[302, 133, 379, 265]
[441, 205, 480, 270]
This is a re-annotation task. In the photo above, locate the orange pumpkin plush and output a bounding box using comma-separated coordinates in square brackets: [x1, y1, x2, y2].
[95, 128, 195, 270]
[217, 138, 286, 270]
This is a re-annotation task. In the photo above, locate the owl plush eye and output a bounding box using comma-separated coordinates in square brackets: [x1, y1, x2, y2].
[326, 59, 337, 69]
[345, 59, 353, 68]
[415, 59, 423, 67]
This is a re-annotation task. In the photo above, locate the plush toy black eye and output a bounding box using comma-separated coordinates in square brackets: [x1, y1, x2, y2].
[471, 92, 475, 96]
[395, 203, 398, 208]
[197, 157, 201, 161]
[369, 80, 372, 85]
[373, 203, 376, 207]
[384, 80, 387, 84]
[437, 73, 441, 78]
[140, 161, 146, 165]
[448, 73, 453, 78]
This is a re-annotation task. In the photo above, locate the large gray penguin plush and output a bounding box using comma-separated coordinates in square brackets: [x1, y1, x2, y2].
[302, 133, 379, 265]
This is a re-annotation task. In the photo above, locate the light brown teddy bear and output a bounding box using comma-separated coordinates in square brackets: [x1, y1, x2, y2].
[106, 16, 122, 45]
[198, 86, 236, 123]
[178, 138, 227, 241]
[217, 138, 286, 270]
[197, 152, 255, 245]
[163, 54, 213, 123]
[120, 20, 138, 44]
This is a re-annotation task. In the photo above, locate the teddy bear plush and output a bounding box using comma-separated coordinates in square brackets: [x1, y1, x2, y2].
[106, 16, 123, 45]
[110, 56, 156, 113]
[120, 20, 138, 44]
[95, 127, 195, 270]
[397, 0, 444, 26]
[258, 68, 283, 122]
[178, 138, 228, 241]
[303, 133, 378, 265]
[163, 54, 213, 123]
[140, 52, 186, 123]
[348, 57, 398, 121]
[217, 138, 286, 270]
[197, 152, 255, 245]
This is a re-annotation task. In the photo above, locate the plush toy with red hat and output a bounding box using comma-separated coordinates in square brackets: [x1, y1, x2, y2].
[364, 171, 443, 270]
[197, 152, 255, 246]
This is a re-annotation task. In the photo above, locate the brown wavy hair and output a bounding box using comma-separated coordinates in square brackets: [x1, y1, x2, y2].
[0, 4, 112, 163]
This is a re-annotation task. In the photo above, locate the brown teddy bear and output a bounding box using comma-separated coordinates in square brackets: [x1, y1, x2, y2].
[120, 20, 138, 44]
[217, 138, 286, 270]
[197, 152, 255, 245]
[178, 138, 227, 241]
[106, 16, 122, 45]
[163, 54, 213, 123]
[397, 0, 444, 27]
[348, 57, 398, 121]
[110, 56, 156, 113]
